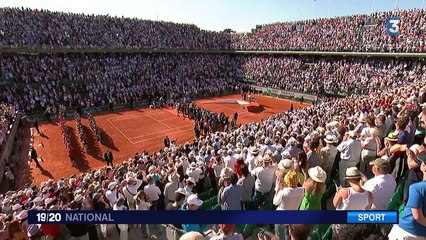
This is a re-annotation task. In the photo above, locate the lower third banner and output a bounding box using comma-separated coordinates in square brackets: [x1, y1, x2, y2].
[28, 210, 398, 225]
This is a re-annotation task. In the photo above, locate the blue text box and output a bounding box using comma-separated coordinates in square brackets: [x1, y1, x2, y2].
[29, 210, 350, 224]
[347, 211, 398, 224]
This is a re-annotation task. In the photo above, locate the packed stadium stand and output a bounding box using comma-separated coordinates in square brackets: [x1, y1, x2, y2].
[1, 7, 425, 52]
[0, 6, 425, 240]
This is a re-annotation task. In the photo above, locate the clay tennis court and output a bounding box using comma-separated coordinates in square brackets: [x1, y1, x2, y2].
[29, 94, 309, 184]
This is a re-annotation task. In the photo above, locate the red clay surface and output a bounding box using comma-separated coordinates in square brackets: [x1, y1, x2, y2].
[30, 94, 309, 184]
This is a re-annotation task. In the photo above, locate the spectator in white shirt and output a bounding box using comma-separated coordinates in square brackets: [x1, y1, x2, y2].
[354, 116, 367, 135]
[251, 156, 277, 209]
[122, 172, 143, 210]
[185, 178, 196, 196]
[135, 190, 151, 210]
[272, 144, 283, 162]
[224, 149, 236, 168]
[332, 167, 374, 239]
[265, 138, 276, 153]
[337, 131, 362, 186]
[212, 156, 224, 186]
[259, 139, 268, 157]
[180, 156, 190, 174]
[275, 158, 293, 191]
[135, 190, 151, 238]
[360, 116, 380, 177]
[105, 181, 122, 207]
[362, 159, 396, 210]
[237, 164, 255, 210]
[286, 137, 302, 159]
[164, 172, 183, 205]
[246, 147, 260, 172]
[113, 198, 129, 240]
[274, 168, 305, 208]
[144, 175, 161, 210]
[320, 135, 338, 181]
[273, 170, 305, 240]
[186, 162, 202, 183]
[232, 148, 242, 162]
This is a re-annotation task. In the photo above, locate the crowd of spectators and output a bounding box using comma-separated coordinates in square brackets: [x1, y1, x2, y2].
[0, 54, 239, 115]
[239, 57, 424, 95]
[1, 54, 424, 115]
[232, 9, 425, 52]
[0, 7, 230, 50]
[0, 5, 426, 240]
[0, 55, 425, 239]
[0, 7, 425, 52]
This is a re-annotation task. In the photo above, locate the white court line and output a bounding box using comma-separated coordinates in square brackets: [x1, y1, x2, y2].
[108, 112, 172, 121]
[108, 115, 147, 121]
[129, 125, 193, 140]
[131, 127, 193, 144]
[107, 119, 134, 144]
[158, 117, 185, 122]
[146, 115, 173, 129]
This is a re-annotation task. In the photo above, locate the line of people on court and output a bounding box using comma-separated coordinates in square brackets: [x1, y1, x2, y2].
[58, 105, 74, 163]
[176, 101, 231, 137]
[88, 112, 102, 142]
[74, 112, 88, 153]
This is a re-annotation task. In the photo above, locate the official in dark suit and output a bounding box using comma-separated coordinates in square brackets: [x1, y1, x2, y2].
[31, 147, 42, 168]
[164, 136, 170, 148]
[104, 149, 113, 167]
[33, 119, 41, 135]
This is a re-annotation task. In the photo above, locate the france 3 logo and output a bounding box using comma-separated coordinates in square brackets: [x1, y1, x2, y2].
[386, 17, 400, 37]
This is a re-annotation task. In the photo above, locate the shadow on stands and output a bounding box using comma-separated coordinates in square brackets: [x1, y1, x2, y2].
[82, 124, 103, 161]
[67, 126, 90, 173]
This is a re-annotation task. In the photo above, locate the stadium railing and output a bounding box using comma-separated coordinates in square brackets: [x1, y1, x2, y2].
[0, 113, 21, 187]
[252, 85, 318, 103]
